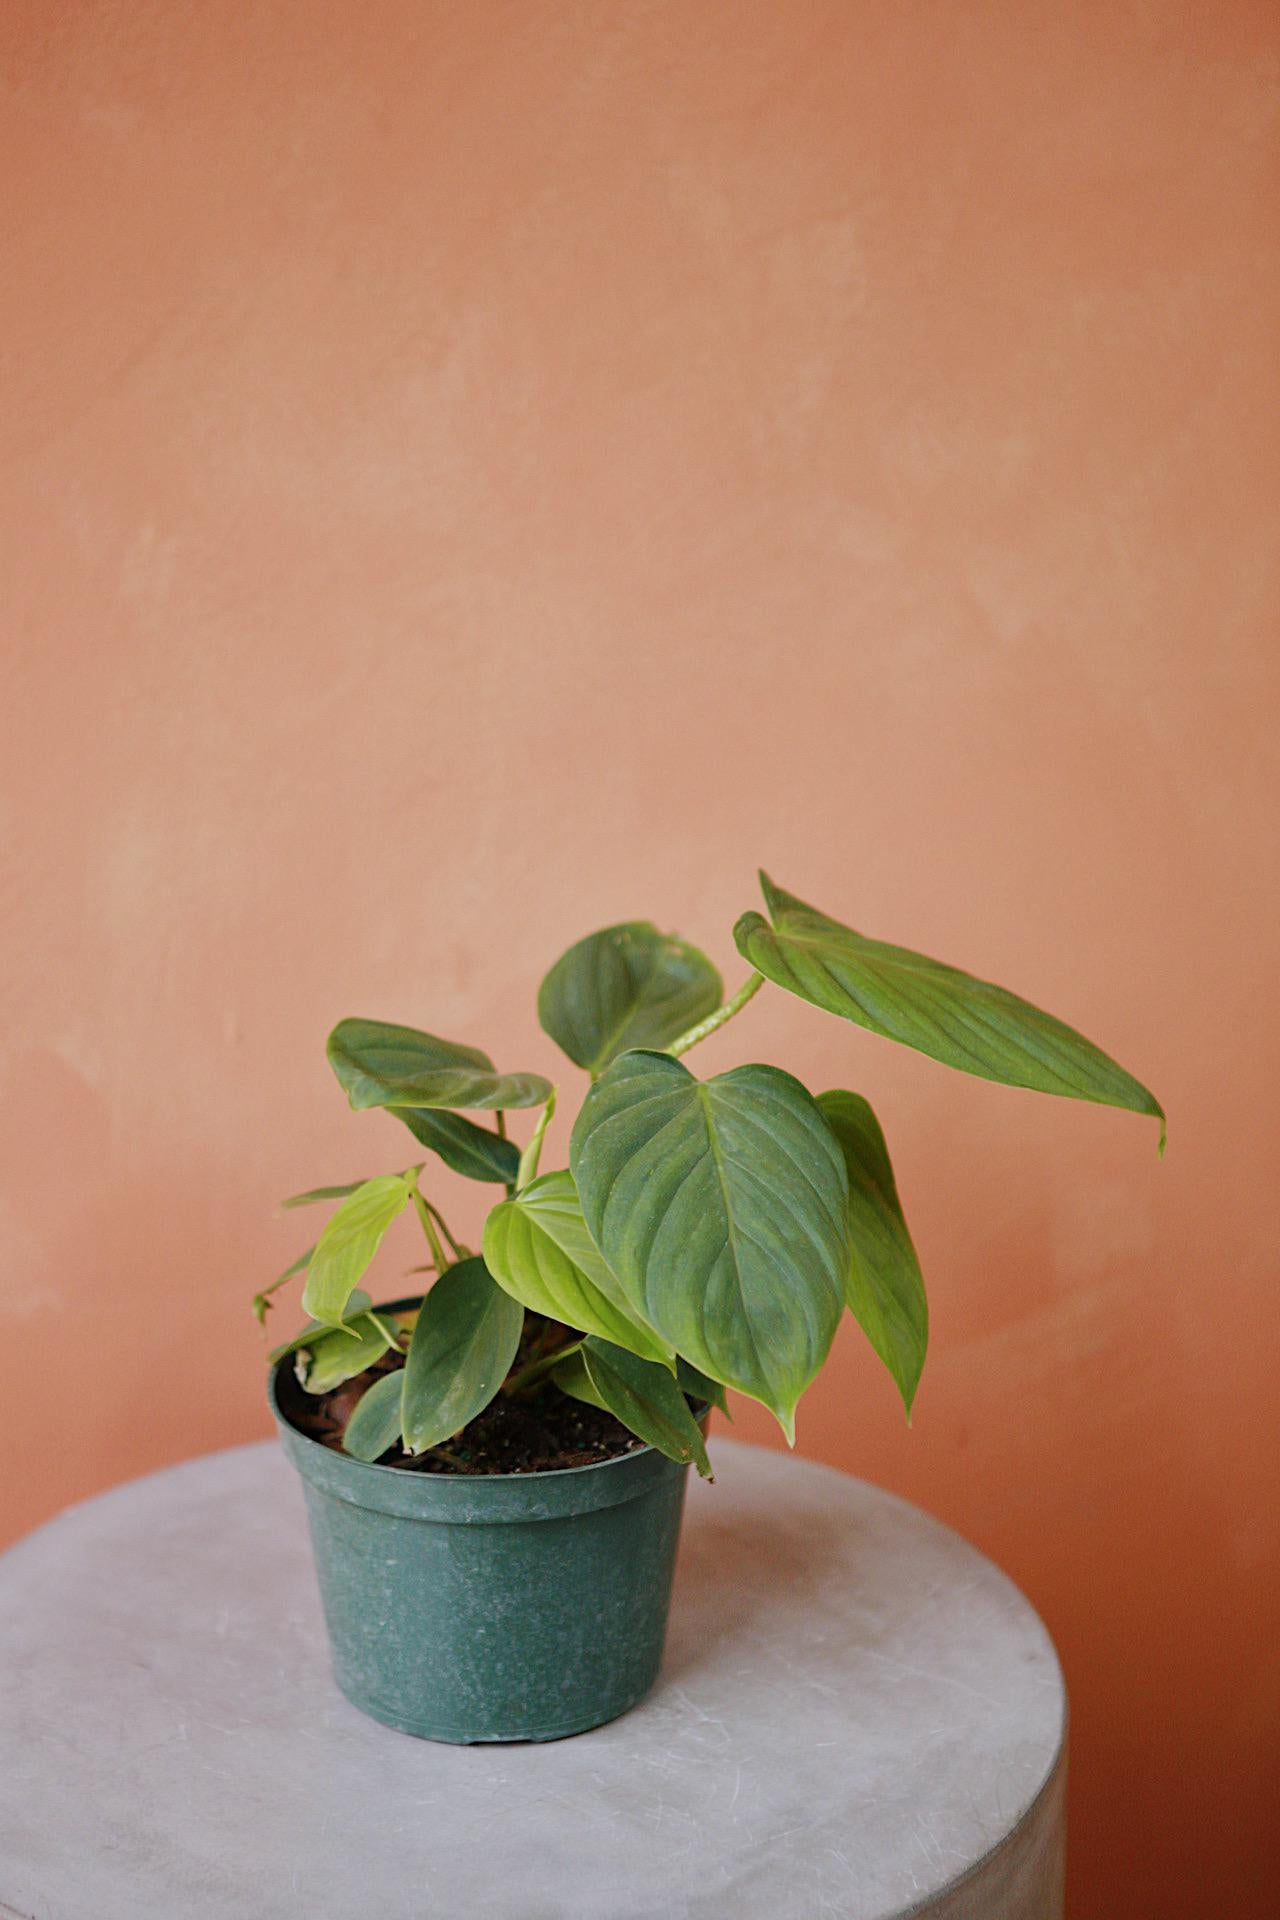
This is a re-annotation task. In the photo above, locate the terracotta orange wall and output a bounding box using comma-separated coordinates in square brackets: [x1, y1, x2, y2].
[3, 3, 1277, 1912]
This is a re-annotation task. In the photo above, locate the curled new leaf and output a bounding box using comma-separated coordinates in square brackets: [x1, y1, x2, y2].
[736, 874, 1165, 1142]
[538, 922, 722, 1075]
[570, 1051, 848, 1440]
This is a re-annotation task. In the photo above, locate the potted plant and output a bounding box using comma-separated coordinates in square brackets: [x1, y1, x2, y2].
[260, 872, 1163, 1744]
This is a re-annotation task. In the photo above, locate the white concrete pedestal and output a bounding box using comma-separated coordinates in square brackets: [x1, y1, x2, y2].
[0, 1437, 1065, 1918]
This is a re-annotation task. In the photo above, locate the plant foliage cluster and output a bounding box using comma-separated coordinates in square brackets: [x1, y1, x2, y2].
[259, 873, 1162, 1477]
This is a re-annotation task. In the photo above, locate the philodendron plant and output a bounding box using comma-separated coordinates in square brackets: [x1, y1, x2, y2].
[259, 873, 1163, 1476]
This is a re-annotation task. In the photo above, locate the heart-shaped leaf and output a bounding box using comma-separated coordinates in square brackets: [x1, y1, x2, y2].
[736, 874, 1164, 1142]
[817, 1090, 928, 1417]
[482, 1170, 673, 1365]
[400, 1256, 524, 1454]
[328, 1019, 552, 1113]
[394, 1108, 520, 1185]
[570, 1052, 848, 1439]
[342, 1368, 406, 1461]
[293, 1312, 401, 1394]
[538, 922, 722, 1075]
[300, 1174, 414, 1327]
[566, 1338, 712, 1477]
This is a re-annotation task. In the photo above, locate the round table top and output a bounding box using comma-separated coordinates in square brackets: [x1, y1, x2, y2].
[0, 1437, 1065, 1920]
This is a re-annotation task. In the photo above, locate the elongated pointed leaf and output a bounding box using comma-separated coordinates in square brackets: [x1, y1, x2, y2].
[300, 1175, 414, 1326]
[281, 1178, 375, 1210]
[580, 1339, 712, 1477]
[342, 1368, 406, 1461]
[538, 922, 723, 1075]
[482, 1171, 673, 1365]
[570, 1051, 848, 1439]
[328, 1018, 551, 1113]
[293, 1312, 400, 1393]
[736, 874, 1164, 1142]
[817, 1091, 928, 1416]
[400, 1256, 524, 1453]
[394, 1108, 520, 1184]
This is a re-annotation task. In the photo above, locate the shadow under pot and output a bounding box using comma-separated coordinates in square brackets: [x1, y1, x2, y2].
[269, 1331, 697, 1745]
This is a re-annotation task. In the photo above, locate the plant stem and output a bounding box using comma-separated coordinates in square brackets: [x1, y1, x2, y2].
[421, 1196, 465, 1262]
[411, 1190, 448, 1271]
[504, 1335, 586, 1397]
[667, 971, 765, 1058]
[516, 1086, 557, 1190]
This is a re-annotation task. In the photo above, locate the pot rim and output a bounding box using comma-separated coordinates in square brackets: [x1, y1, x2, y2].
[269, 1291, 707, 1490]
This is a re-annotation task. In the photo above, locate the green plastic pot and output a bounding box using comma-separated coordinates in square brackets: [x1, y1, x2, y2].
[269, 1315, 696, 1745]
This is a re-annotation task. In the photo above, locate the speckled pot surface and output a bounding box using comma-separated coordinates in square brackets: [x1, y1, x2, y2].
[269, 1336, 694, 1744]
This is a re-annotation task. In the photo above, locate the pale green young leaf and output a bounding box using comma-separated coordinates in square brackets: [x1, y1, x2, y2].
[281, 1179, 375, 1210]
[267, 1290, 375, 1364]
[300, 1175, 414, 1327]
[294, 1312, 400, 1394]
[400, 1256, 524, 1454]
[570, 1051, 848, 1440]
[328, 1018, 551, 1113]
[482, 1171, 674, 1366]
[538, 922, 722, 1076]
[817, 1090, 928, 1417]
[736, 874, 1165, 1143]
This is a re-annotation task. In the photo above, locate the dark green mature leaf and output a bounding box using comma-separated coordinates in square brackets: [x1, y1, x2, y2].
[482, 1171, 673, 1364]
[817, 1091, 928, 1417]
[342, 1368, 406, 1461]
[538, 922, 722, 1075]
[580, 1339, 712, 1477]
[551, 1348, 608, 1411]
[570, 1051, 848, 1440]
[394, 1108, 520, 1185]
[293, 1312, 400, 1393]
[736, 873, 1165, 1143]
[676, 1357, 729, 1416]
[400, 1256, 524, 1454]
[300, 1174, 414, 1326]
[328, 1018, 551, 1113]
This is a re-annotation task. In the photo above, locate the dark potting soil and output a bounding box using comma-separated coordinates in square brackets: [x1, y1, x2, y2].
[283, 1346, 646, 1476]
